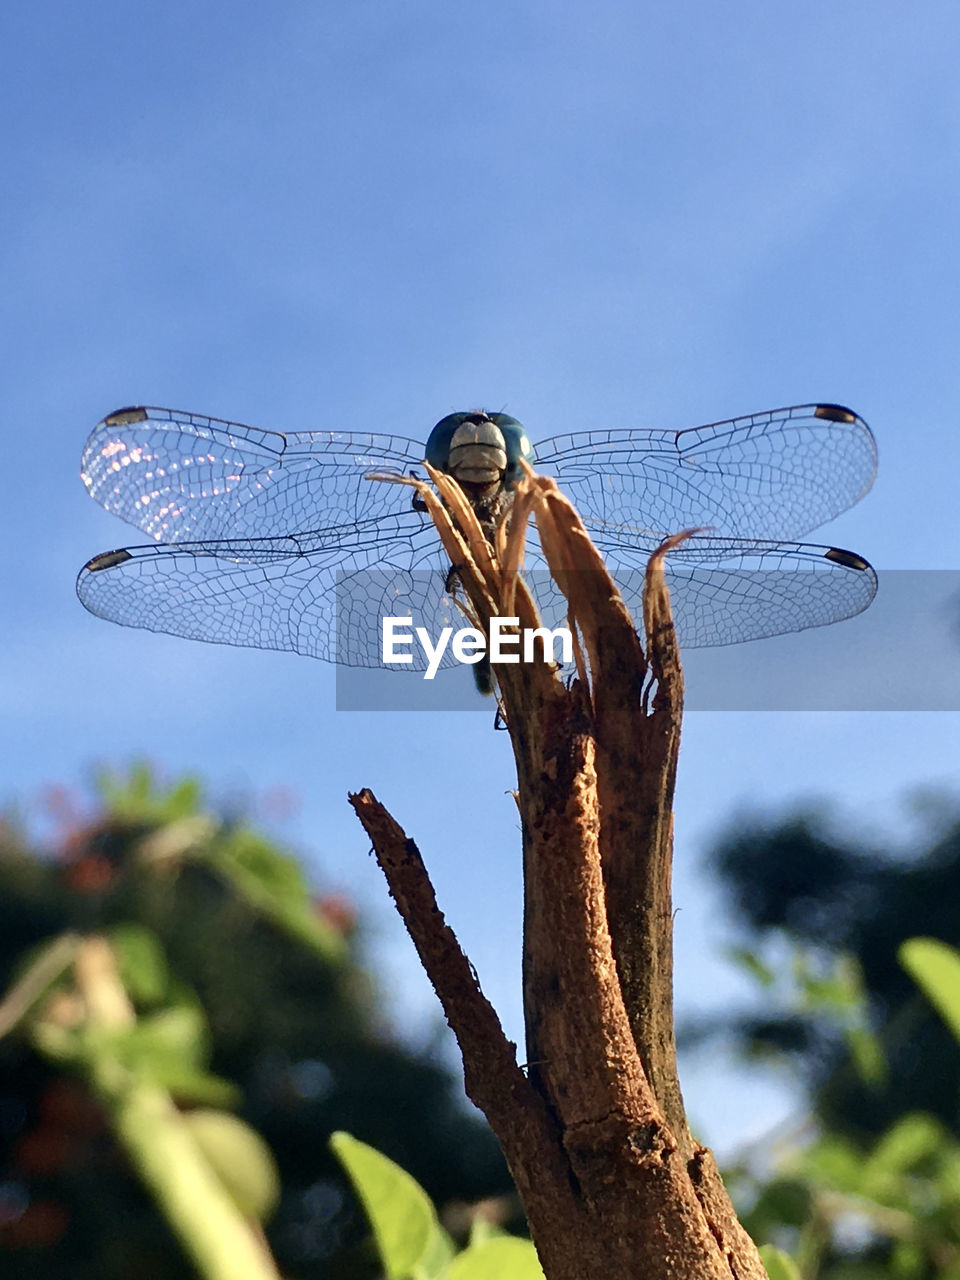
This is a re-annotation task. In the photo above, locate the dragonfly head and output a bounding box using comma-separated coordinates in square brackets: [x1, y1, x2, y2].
[426, 411, 533, 490]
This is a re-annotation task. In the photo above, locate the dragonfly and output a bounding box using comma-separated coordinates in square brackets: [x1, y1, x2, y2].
[77, 403, 877, 675]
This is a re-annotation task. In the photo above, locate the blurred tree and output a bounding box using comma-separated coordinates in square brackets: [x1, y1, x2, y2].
[0, 765, 513, 1279]
[706, 802, 960, 1142]
[702, 800, 960, 1278]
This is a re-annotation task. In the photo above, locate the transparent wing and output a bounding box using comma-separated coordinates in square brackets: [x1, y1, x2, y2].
[82, 402, 877, 551]
[520, 527, 878, 648]
[76, 518, 472, 671]
[533, 404, 877, 540]
[77, 402, 877, 666]
[79, 527, 877, 665]
[80, 406, 429, 543]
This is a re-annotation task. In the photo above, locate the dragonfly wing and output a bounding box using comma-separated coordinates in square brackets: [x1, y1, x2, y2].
[520, 527, 877, 648]
[533, 404, 877, 540]
[76, 518, 468, 669]
[81, 406, 429, 543]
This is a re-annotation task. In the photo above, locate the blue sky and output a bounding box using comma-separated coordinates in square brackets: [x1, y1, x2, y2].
[3, 0, 959, 1156]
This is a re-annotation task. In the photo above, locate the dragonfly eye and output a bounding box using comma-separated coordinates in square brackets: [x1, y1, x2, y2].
[425, 413, 469, 471]
[490, 415, 534, 485]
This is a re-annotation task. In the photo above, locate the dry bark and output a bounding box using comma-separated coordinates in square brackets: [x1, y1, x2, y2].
[349, 465, 768, 1279]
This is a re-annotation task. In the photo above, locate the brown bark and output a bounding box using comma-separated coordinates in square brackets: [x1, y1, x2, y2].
[349, 465, 768, 1279]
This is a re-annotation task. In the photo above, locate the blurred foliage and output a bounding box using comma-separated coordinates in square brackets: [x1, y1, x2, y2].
[0, 765, 513, 1279]
[759, 1246, 802, 1280]
[1, 932, 282, 1278]
[706, 802, 960, 1278]
[732, 1105, 960, 1279]
[707, 804, 960, 1140]
[901, 939, 960, 1048]
[330, 1131, 543, 1279]
[332, 1129, 456, 1280]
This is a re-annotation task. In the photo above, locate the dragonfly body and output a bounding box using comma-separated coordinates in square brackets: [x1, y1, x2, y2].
[78, 403, 877, 672]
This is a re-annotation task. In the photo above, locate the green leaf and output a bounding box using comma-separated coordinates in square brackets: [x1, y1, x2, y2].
[107, 925, 170, 1004]
[845, 1024, 888, 1088]
[443, 1236, 544, 1279]
[796, 953, 865, 1014]
[147, 1063, 240, 1106]
[866, 1113, 945, 1178]
[801, 1135, 866, 1193]
[97, 762, 204, 823]
[758, 1244, 801, 1279]
[745, 1177, 812, 1232]
[124, 1006, 210, 1069]
[220, 827, 305, 897]
[899, 938, 960, 1045]
[212, 829, 347, 963]
[726, 946, 776, 987]
[330, 1131, 455, 1280]
[184, 1108, 281, 1222]
[82, 1007, 240, 1104]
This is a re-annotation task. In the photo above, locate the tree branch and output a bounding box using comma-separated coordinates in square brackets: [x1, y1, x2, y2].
[350, 466, 768, 1279]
